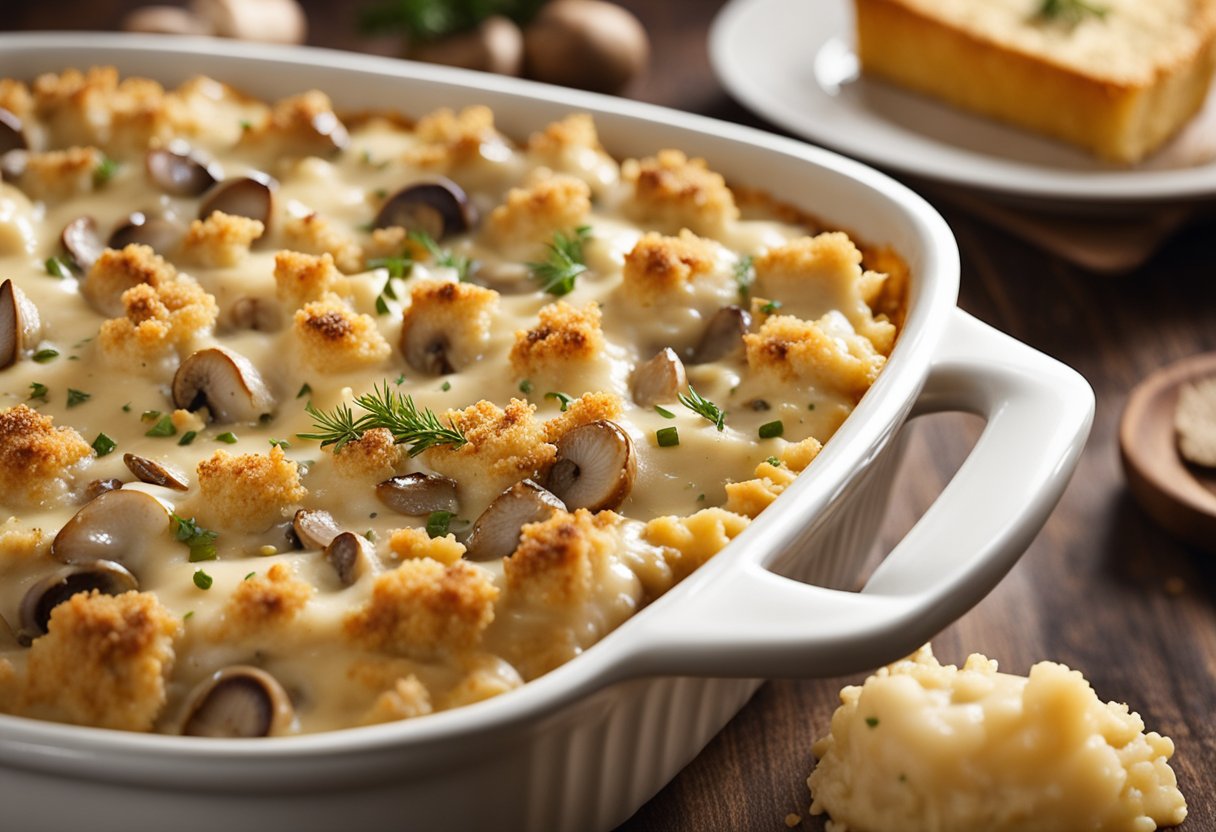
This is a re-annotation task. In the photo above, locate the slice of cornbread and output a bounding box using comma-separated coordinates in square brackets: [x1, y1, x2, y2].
[853, 0, 1216, 163]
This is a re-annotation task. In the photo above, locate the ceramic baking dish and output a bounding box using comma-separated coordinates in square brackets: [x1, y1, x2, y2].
[0, 33, 1094, 832]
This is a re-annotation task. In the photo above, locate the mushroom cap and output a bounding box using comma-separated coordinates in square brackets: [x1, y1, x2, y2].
[107, 210, 187, 256]
[690, 305, 751, 364]
[409, 15, 525, 76]
[0, 107, 26, 155]
[323, 531, 374, 586]
[146, 144, 221, 196]
[0, 278, 41, 370]
[547, 420, 636, 512]
[198, 174, 275, 228]
[464, 479, 566, 562]
[400, 317, 456, 376]
[123, 453, 190, 491]
[172, 345, 276, 423]
[51, 489, 172, 573]
[374, 178, 476, 240]
[82, 478, 124, 503]
[376, 473, 459, 516]
[60, 216, 105, 272]
[292, 508, 342, 551]
[180, 665, 295, 738]
[18, 560, 139, 643]
[631, 347, 687, 406]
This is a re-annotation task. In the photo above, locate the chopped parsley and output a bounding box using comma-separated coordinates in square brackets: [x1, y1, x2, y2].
[409, 230, 473, 281]
[679, 385, 726, 431]
[93, 156, 119, 187]
[366, 255, 412, 279]
[395, 373, 407, 386]
[1035, 0, 1107, 24]
[865, 716, 880, 728]
[239, 119, 253, 131]
[655, 426, 680, 447]
[178, 430, 198, 446]
[426, 510, 453, 539]
[32, 348, 59, 363]
[28, 382, 49, 402]
[173, 514, 219, 562]
[216, 431, 239, 444]
[145, 414, 176, 437]
[66, 388, 91, 408]
[192, 570, 213, 590]
[374, 294, 391, 316]
[269, 438, 291, 449]
[440, 380, 452, 392]
[44, 257, 72, 279]
[528, 226, 591, 296]
[733, 254, 754, 302]
[760, 299, 783, 314]
[654, 405, 676, 419]
[518, 378, 533, 395]
[807, 403, 817, 411]
[758, 420, 784, 439]
[244, 571, 257, 581]
[545, 391, 575, 412]
[91, 433, 117, 457]
[296, 382, 313, 399]
[765, 455, 781, 467]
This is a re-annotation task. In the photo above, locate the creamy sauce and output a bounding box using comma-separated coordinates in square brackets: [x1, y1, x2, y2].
[0, 71, 899, 735]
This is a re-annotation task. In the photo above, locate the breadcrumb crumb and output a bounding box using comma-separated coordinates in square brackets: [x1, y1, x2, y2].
[359, 674, 433, 725]
[0, 405, 92, 508]
[16, 146, 104, 202]
[509, 301, 605, 380]
[273, 250, 341, 309]
[180, 210, 264, 268]
[282, 212, 363, 274]
[84, 243, 176, 318]
[212, 562, 313, 639]
[194, 445, 307, 533]
[621, 230, 718, 306]
[291, 294, 391, 373]
[744, 312, 886, 400]
[330, 427, 403, 482]
[400, 279, 500, 374]
[622, 149, 739, 235]
[388, 526, 465, 566]
[642, 507, 750, 581]
[486, 175, 591, 252]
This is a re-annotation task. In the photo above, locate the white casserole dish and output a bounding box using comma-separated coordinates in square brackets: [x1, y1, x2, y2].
[0, 34, 1094, 832]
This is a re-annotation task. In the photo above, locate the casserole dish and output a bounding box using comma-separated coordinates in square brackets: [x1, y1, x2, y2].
[0, 33, 1094, 832]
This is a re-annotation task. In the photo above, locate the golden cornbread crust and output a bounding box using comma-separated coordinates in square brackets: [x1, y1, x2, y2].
[855, 0, 1216, 162]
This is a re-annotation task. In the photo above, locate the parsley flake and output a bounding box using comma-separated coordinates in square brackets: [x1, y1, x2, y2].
[1035, 0, 1107, 24]
[45, 257, 72, 279]
[93, 156, 119, 187]
[734, 254, 754, 302]
[865, 716, 880, 728]
[426, 510, 453, 539]
[66, 388, 91, 408]
[192, 570, 213, 590]
[145, 415, 176, 437]
[173, 514, 219, 562]
[656, 426, 680, 447]
[32, 348, 59, 363]
[297, 383, 312, 399]
[760, 299, 783, 314]
[28, 382, 49, 402]
[178, 430, 198, 446]
[758, 420, 784, 439]
[367, 255, 412, 279]
[216, 431, 238, 444]
[518, 379, 533, 395]
[545, 391, 575, 412]
[91, 433, 117, 457]
[654, 405, 676, 419]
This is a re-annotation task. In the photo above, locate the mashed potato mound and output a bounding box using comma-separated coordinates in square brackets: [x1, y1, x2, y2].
[808, 645, 1187, 832]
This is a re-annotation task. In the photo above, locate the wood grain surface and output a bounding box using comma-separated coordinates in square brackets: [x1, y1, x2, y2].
[6, 2, 1216, 829]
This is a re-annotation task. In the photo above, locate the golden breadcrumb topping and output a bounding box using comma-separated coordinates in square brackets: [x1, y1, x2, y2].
[282, 212, 364, 274]
[213, 562, 314, 639]
[542, 391, 624, 442]
[487, 175, 592, 249]
[504, 509, 620, 606]
[400, 279, 500, 373]
[724, 436, 823, 518]
[364, 226, 432, 261]
[406, 105, 504, 169]
[509, 301, 605, 379]
[622, 149, 740, 234]
[18, 590, 180, 732]
[253, 90, 347, 158]
[526, 113, 618, 183]
[0, 518, 46, 567]
[359, 674, 433, 725]
[291, 294, 392, 373]
[84, 243, 176, 317]
[642, 507, 751, 581]
[441, 655, 523, 709]
[273, 249, 341, 309]
[344, 558, 499, 659]
[425, 398, 556, 508]
[744, 312, 886, 400]
[621, 230, 718, 306]
[0, 78, 32, 120]
[180, 210, 265, 269]
[0, 405, 92, 508]
[330, 427, 403, 482]
[194, 445, 307, 533]
[17, 146, 105, 202]
[388, 526, 466, 566]
[98, 276, 219, 371]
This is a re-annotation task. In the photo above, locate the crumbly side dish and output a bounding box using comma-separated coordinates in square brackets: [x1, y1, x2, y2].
[807, 645, 1187, 832]
[853, 0, 1216, 163]
[0, 67, 905, 736]
[1175, 375, 1216, 467]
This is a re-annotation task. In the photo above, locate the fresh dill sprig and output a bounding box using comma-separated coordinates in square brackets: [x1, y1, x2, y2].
[679, 385, 726, 431]
[733, 254, 754, 303]
[409, 230, 474, 281]
[1034, 0, 1107, 24]
[529, 226, 591, 296]
[299, 383, 468, 457]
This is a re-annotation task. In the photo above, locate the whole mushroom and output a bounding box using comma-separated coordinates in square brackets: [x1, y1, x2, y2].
[173, 346, 276, 423]
[524, 0, 649, 94]
[409, 15, 525, 76]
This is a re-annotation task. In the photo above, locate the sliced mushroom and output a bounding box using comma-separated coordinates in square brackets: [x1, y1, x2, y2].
[198, 174, 275, 228]
[376, 473, 459, 516]
[547, 420, 636, 512]
[51, 489, 172, 572]
[323, 531, 374, 586]
[18, 560, 139, 643]
[400, 315, 456, 376]
[146, 144, 220, 196]
[173, 346, 275, 422]
[0, 278, 42, 370]
[292, 508, 342, 550]
[227, 296, 281, 332]
[464, 479, 566, 562]
[631, 347, 686, 406]
[690, 305, 751, 364]
[0, 107, 26, 154]
[61, 216, 105, 271]
[373, 179, 475, 240]
[83, 478, 124, 503]
[180, 666, 294, 738]
[123, 453, 189, 491]
[107, 210, 187, 255]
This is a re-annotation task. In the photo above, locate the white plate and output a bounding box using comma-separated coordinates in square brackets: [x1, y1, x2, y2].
[710, 0, 1216, 205]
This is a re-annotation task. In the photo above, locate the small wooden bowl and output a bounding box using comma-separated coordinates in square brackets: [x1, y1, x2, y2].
[1120, 353, 1216, 553]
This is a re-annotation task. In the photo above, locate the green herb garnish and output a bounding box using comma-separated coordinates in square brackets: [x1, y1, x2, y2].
[300, 383, 468, 456]
[178, 430, 198, 446]
[28, 382, 49, 402]
[758, 420, 784, 439]
[734, 254, 754, 303]
[545, 391, 575, 412]
[216, 431, 238, 444]
[297, 383, 313, 399]
[66, 388, 91, 408]
[656, 426, 680, 447]
[409, 230, 473, 281]
[45, 257, 72, 279]
[865, 716, 880, 728]
[192, 570, 213, 590]
[244, 571, 256, 581]
[760, 299, 783, 314]
[145, 415, 176, 437]
[32, 349, 59, 363]
[269, 438, 291, 449]
[173, 514, 219, 562]
[93, 156, 119, 187]
[654, 405, 676, 419]
[679, 385, 725, 431]
[528, 226, 590, 296]
[518, 378, 533, 395]
[1035, 0, 1107, 24]
[425, 510, 453, 538]
[367, 255, 412, 279]
[375, 294, 391, 316]
[91, 433, 117, 457]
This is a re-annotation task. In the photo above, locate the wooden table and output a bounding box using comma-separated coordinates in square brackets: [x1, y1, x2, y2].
[7, 2, 1216, 829]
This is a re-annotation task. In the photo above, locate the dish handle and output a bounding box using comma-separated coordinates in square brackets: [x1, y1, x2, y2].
[616, 310, 1094, 680]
